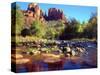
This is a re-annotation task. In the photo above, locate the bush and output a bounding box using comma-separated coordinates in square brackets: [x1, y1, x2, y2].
[21, 28, 31, 37]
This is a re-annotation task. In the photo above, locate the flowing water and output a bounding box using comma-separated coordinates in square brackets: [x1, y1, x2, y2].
[13, 41, 97, 73]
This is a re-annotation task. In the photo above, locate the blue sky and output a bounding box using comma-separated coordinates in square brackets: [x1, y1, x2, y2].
[15, 2, 97, 23]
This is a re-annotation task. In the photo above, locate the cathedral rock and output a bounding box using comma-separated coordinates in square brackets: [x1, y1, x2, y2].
[23, 3, 45, 28]
[44, 8, 67, 23]
[23, 3, 67, 28]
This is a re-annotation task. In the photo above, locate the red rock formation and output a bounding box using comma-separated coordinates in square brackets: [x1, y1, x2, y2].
[23, 3, 67, 28]
[44, 8, 67, 23]
[23, 3, 45, 28]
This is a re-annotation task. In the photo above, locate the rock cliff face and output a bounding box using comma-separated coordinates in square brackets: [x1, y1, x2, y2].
[44, 8, 67, 22]
[23, 3, 67, 28]
[23, 3, 45, 28]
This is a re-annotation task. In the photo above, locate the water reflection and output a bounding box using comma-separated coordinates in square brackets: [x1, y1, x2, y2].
[16, 57, 97, 72]
[14, 41, 97, 73]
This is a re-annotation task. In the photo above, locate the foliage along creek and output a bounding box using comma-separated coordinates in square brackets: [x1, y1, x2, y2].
[11, 2, 97, 73]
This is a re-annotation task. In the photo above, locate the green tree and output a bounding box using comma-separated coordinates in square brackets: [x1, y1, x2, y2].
[45, 20, 65, 40]
[11, 5, 25, 35]
[45, 27, 56, 39]
[60, 18, 81, 39]
[31, 20, 46, 38]
[83, 13, 97, 39]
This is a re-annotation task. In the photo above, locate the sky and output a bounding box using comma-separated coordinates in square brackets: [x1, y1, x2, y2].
[15, 2, 97, 23]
